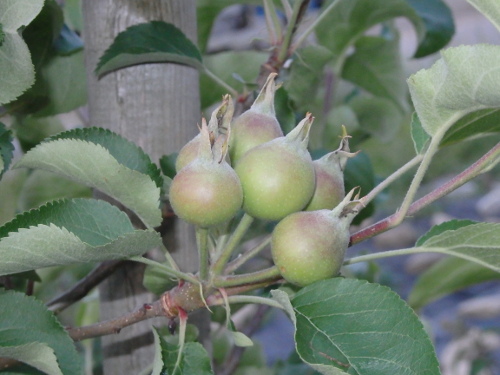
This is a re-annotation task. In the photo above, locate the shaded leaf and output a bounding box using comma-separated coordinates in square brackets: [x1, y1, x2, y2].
[49, 127, 163, 189]
[440, 108, 500, 147]
[0, 169, 28, 226]
[272, 278, 440, 375]
[350, 95, 403, 142]
[152, 327, 214, 375]
[143, 261, 177, 295]
[415, 222, 500, 272]
[0, 222, 161, 276]
[410, 113, 430, 154]
[160, 153, 178, 180]
[416, 219, 477, 246]
[15, 138, 162, 227]
[284, 45, 334, 110]
[408, 45, 500, 138]
[0, 343, 62, 375]
[200, 50, 267, 108]
[18, 170, 91, 211]
[96, 21, 203, 77]
[315, 0, 424, 72]
[406, 0, 454, 57]
[409, 257, 500, 310]
[0, 290, 81, 374]
[468, 0, 500, 32]
[0, 122, 14, 179]
[343, 35, 407, 112]
[344, 152, 376, 225]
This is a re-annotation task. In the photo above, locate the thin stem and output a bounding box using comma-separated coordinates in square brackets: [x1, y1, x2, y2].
[203, 68, 238, 97]
[225, 235, 272, 274]
[292, 0, 338, 54]
[344, 247, 443, 266]
[210, 295, 284, 310]
[129, 256, 200, 285]
[277, 0, 310, 63]
[350, 140, 500, 245]
[197, 228, 210, 281]
[211, 214, 254, 276]
[263, 0, 282, 45]
[390, 124, 450, 227]
[358, 154, 423, 208]
[213, 266, 281, 288]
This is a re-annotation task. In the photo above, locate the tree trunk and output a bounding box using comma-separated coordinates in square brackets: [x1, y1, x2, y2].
[82, 1, 202, 373]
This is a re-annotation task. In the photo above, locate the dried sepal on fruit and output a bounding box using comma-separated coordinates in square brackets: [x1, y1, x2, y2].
[229, 73, 283, 163]
[305, 126, 359, 211]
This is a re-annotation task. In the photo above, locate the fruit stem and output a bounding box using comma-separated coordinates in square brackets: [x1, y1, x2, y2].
[203, 67, 238, 97]
[211, 214, 255, 276]
[213, 266, 281, 288]
[129, 256, 200, 286]
[344, 247, 444, 265]
[358, 154, 423, 208]
[196, 227, 210, 281]
[209, 294, 285, 310]
[225, 235, 272, 274]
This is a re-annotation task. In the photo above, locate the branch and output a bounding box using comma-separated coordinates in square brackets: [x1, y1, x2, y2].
[47, 260, 125, 313]
[350, 141, 500, 245]
[67, 299, 166, 342]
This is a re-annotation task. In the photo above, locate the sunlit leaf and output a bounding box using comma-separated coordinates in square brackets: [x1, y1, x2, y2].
[0, 289, 81, 374]
[15, 138, 162, 227]
[468, 0, 500, 32]
[408, 45, 500, 139]
[272, 278, 440, 375]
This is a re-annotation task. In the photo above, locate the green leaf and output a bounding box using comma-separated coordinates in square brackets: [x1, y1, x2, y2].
[468, 0, 500, 32]
[0, 23, 4, 46]
[0, 199, 162, 275]
[284, 45, 334, 110]
[34, 50, 87, 116]
[408, 45, 500, 138]
[315, 0, 425, 72]
[49, 127, 163, 189]
[143, 261, 177, 295]
[273, 278, 440, 375]
[410, 113, 430, 154]
[406, 0, 454, 58]
[439, 108, 500, 147]
[160, 153, 178, 180]
[96, 21, 203, 77]
[0, 343, 63, 375]
[342, 35, 408, 112]
[14, 138, 162, 227]
[350, 95, 403, 142]
[0, 289, 81, 374]
[152, 327, 214, 375]
[196, 4, 221, 53]
[0, 169, 28, 226]
[18, 170, 91, 211]
[0, 122, 14, 179]
[415, 222, 500, 272]
[0, 34, 35, 105]
[416, 219, 477, 246]
[0, 0, 45, 32]
[409, 257, 500, 310]
[200, 51, 267, 108]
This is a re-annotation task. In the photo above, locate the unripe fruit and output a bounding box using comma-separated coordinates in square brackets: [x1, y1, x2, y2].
[235, 113, 315, 221]
[305, 128, 358, 211]
[271, 190, 360, 286]
[169, 117, 242, 228]
[229, 73, 283, 163]
[176, 95, 233, 172]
